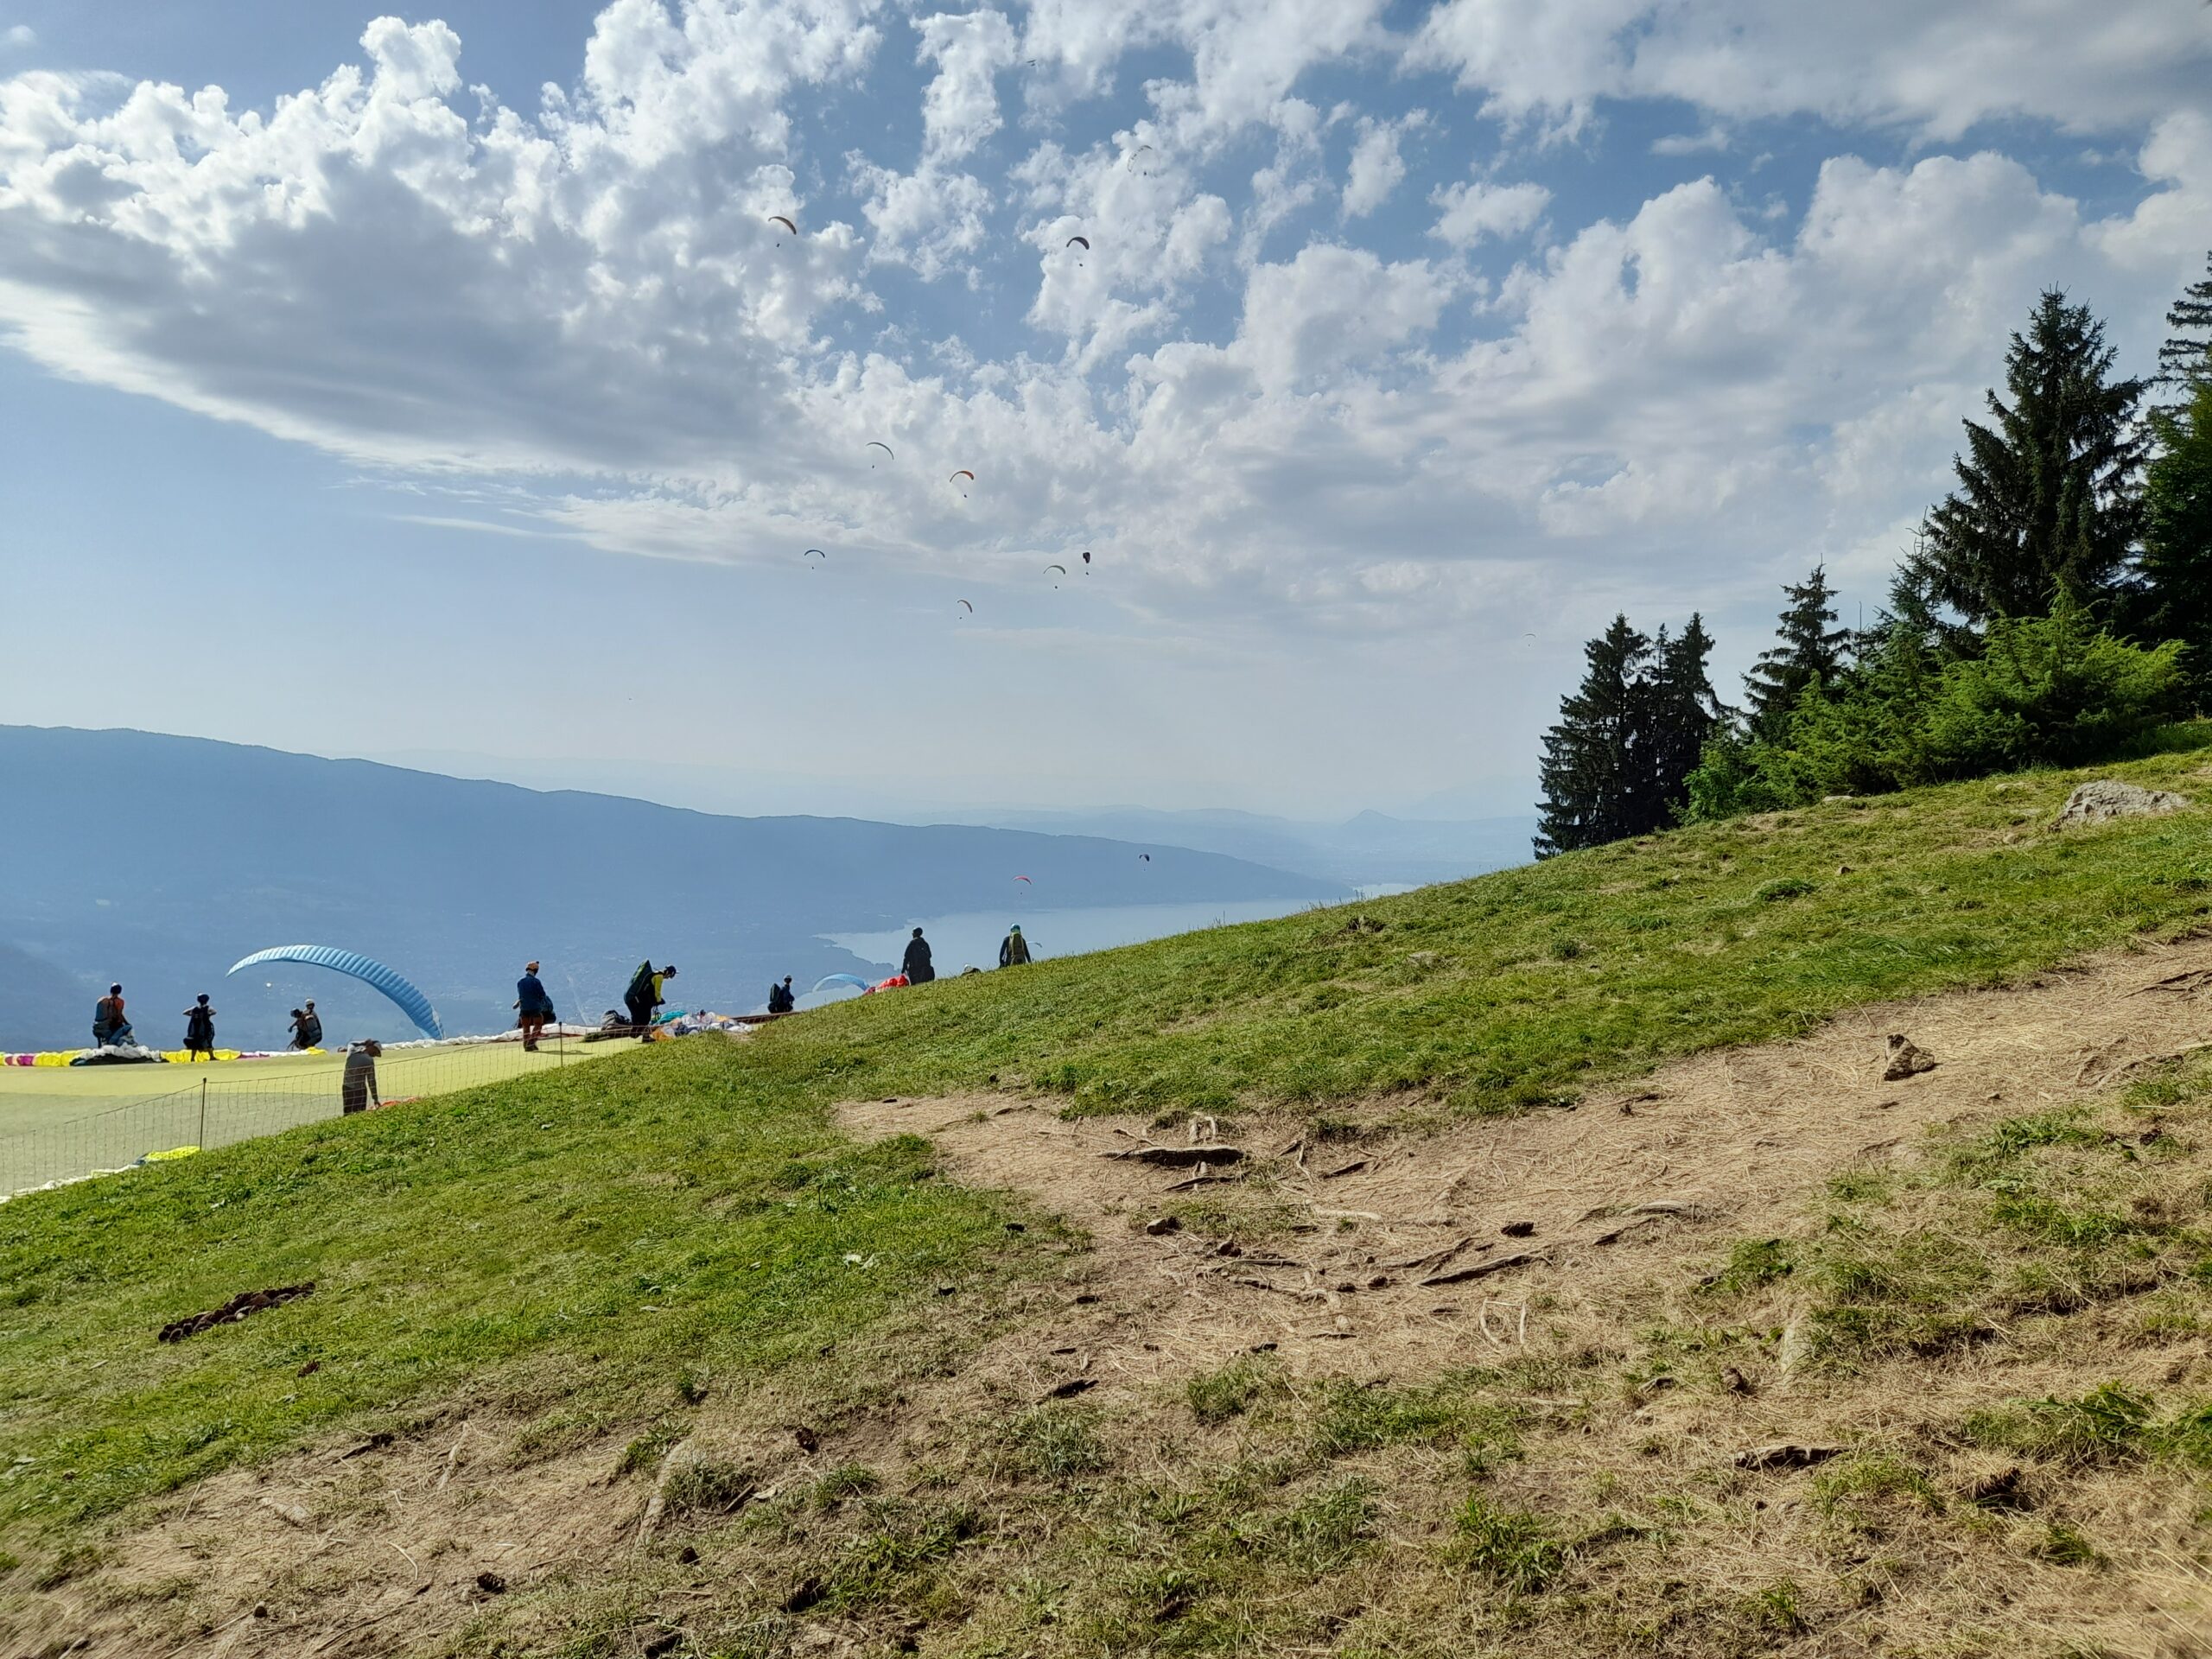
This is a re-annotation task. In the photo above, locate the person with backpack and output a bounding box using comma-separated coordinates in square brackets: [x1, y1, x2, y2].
[516, 961, 556, 1051]
[624, 961, 676, 1032]
[92, 983, 133, 1047]
[766, 976, 796, 1014]
[181, 994, 217, 1060]
[902, 928, 935, 984]
[999, 925, 1032, 968]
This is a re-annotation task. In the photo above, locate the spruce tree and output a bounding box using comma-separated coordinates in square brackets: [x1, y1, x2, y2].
[2155, 251, 2212, 417]
[1743, 565, 1851, 734]
[1895, 289, 2149, 627]
[1636, 613, 1724, 825]
[2135, 378, 2212, 702]
[1535, 615, 1650, 858]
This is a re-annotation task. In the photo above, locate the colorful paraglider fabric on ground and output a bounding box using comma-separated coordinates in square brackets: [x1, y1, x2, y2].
[226, 945, 443, 1040]
[810, 973, 870, 995]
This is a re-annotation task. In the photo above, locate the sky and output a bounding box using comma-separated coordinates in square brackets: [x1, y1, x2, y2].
[0, 0, 2207, 821]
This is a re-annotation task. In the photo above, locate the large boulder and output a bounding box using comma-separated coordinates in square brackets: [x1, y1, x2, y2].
[2051, 780, 2190, 829]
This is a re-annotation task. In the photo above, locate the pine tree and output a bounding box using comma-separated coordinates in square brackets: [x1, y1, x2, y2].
[1535, 616, 1650, 858]
[1895, 289, 2150, 627]
[2155, 251, 2212, 417]
[1635, 613, 1724, 825]
[1743, 565, 1851, 734]
[2135, 378, 2212, 702]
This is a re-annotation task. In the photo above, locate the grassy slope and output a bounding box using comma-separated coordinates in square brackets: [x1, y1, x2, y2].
[5, 740, 2212, 1639]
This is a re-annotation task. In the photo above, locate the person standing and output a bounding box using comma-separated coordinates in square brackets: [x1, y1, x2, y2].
[902, 928, 936, 984]
[516, 961, 555, 1052]
[999, 925, 1032, 967]
[92, 983, 133, 1047]
[341, 1040, 382, 1114]
[298, 1001, 323, 1048]
[181, 994, 217, 1060]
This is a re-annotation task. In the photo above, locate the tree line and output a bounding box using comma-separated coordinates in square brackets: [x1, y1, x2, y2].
[1535, 254, 2212, 856]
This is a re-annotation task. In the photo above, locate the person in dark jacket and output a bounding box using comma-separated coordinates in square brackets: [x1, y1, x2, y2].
[999, 925, 1032, 967]
[901, 928, 935, 984]
[624, 962, 676, 1031]
[766, 976, 796, 1014]
[181, 995, 217, 1060]
[341, 1040, 382, 1114]
[92, 984, 133, 1047]
[516, 961, 555, 1051]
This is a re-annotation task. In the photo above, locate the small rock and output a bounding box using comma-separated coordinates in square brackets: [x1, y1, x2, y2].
[296, 1360, 320, 1377]
[1733, 1442, 1845, 1471]
[1044, 1377, 1096, 1400]
[475, 1571, 508, 1595]
[1881, 1034, 1936, 1082]
[1964, 1465, 2026, 1508]
[641, 1632, 683, 1657]
[677, 1545, 699, 1565]
[1500, 1220, 1536, 1238]
[252, 1604, 270, 1619]
[1003, 1222, 1026, 1234]
[934, 1283, 957, 1296]
[2052, 779, 2189, 828]
[1248, 1341, 1278, 1354]
[1144, 1216, 1181, 1236]
[1720, 1365, 1753, 1395]
[1835, 863, 1852, 875]
[793, 1427, 819, 1453]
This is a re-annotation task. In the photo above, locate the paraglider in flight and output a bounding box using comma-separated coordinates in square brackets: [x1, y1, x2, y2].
[768, 214, 798, 241]
[1081, 550, 1092, 570]
[1066, 235, 1090, 250]
[1044, 563, 1067, 587]
[866, 441, 894, 466]
[1139, 853, 1150, 862]
[950, 468, 976, 497]
[1014, 874, 1033, 885]
[1127, 144, 1154, 172]
[227, 944, 443, 1040]
[804, 548, 828, 564]
[957, 599, 974, 614]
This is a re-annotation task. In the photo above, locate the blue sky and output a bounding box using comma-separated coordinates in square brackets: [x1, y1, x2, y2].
[0, 0, 2207, 819]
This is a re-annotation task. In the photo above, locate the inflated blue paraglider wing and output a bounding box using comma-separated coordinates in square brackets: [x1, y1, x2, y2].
[810, 973, 870, 995]
[227, 945, 444, 1040]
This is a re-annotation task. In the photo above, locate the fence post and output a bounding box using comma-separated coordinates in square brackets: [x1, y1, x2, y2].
[199, 1077, 207, 1150]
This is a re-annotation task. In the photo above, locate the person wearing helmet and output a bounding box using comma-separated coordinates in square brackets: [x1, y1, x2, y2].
[999, 925, 1032, 968]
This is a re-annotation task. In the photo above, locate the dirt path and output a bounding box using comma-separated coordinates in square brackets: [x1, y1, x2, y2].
[836, 932, 2212, 1395]
[14, 933, 2212, 1656]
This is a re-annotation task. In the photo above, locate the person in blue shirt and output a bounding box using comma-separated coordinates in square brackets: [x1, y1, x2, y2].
[516, 961, 556, 1052]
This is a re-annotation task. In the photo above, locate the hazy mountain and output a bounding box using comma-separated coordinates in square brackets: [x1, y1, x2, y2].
[0, 943, 99, 1053]
[954, 806, 1539, 887]
[0, 727, 1340, 1050]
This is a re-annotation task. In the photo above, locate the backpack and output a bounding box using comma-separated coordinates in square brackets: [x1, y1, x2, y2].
[626, 960, 657, 1003]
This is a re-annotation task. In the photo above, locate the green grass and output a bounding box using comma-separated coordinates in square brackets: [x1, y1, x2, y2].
[9, 736, 2212, 1560]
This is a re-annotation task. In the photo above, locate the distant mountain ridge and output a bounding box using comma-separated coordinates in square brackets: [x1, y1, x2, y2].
[0, 727, 1340, 1050]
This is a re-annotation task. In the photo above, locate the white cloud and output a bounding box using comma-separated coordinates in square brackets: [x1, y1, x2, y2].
[1341, 111, 1421, 219]
[1427, 177, 1550, 247]
[0, 0, 2205, 658]
[1414, 0, 2212, 139]
[1651, 124, 1728, 156]
[3, 25, 35, 49]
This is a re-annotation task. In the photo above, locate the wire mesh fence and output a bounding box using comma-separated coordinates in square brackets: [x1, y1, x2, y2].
[0, 1032, 632, 1199]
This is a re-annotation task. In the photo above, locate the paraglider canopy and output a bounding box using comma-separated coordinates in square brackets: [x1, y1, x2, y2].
[957, 599, 974, 613]
[1081, 550, 1091, 564]
[1066, 235, 1090, 250]
[226, 945, 442, 1040]
[767, 214, 798, 235]
[1043, 563, 1066, 575]
[949, 469, 976, 482]
[866, 441, 894, 464]
[804, 547, 828, 560]
[1014, 874, 1033, 884]
[810, 973, 869, 995]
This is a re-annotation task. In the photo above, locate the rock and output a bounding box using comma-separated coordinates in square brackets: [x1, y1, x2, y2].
[1963, 1465, 2026, 1508]
[1882, 1034, 1936, 1081]
[2052, 779, 2189, 829]
[475, 1572, 508, 1594]
[1733, 1443, 1845, 1471]
[1144, 1216, 1181, 1236]
[1044, 1377, 1096, 1400]
[793, 1427, 819, 1453]
[1500, 1220, 1536, 1238]
[1720, 1366, 1753, 1395]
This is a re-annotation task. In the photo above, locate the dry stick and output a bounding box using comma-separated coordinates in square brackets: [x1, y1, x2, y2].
[436, 1423, 473, 1492]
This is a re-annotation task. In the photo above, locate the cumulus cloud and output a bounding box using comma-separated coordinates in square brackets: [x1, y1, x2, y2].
[1428, 177, 1550, 247]
[3, 25, 34, 49]
[0, 0, 2206, 648]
